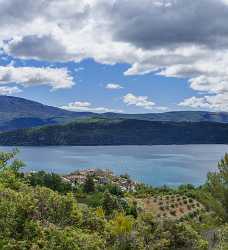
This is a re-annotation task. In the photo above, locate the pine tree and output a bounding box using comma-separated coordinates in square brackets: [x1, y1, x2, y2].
[84, 175, 95, 193]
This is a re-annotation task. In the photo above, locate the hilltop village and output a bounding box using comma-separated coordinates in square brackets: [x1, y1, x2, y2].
[62, 168, 138, 192]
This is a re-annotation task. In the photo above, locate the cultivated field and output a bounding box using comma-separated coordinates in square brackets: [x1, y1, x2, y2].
[136, 194, 204, 219]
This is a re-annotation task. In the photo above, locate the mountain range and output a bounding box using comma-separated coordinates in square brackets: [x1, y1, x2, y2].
[1, 95, 228, 132]
[0, 95, 228, 145]
[0, 96, 93, 132]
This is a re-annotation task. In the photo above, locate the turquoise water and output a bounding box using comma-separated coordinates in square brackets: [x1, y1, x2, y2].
[0, 145, 227, 186]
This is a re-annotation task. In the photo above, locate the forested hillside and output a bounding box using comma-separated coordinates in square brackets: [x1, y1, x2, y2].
[1, 118, 228, 146]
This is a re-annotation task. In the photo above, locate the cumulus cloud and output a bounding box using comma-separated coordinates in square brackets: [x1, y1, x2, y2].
[123, 93, 168, 111]
[1, 0, 228, 110]
[105, 83, 123, 90]
[112, 0, 228, 50]
[123, 93, 155, 109]
[0, 66, 74, 90]
[0, 86, 22, 95]
[6, 35, 79, 62]
[179, 94, 228, 111]
[61, 101, 123, 113]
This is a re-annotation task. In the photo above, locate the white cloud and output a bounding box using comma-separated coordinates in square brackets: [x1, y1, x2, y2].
[123, 93, 155, 109]
[61, 101, 123, 113]
[105, 83, 123, 90]
[0, 66, 74, 90]
[0, 86, 22, 95]
[123, 93, 168, 111]
[179, 94, 228, 111]
[1, 0, 228, 110]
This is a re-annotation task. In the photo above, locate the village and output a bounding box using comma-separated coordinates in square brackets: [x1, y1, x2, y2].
[62, 168, 138, 192]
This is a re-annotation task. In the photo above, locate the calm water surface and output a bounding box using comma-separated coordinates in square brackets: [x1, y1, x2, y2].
[0, 145, 227, 186]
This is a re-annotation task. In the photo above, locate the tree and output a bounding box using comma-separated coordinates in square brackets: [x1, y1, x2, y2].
[84, 175, 95, 193]
[215, 224, 228, 250]
[107, 183, 123, 197]
[0, 149, 24, 173]
[27, 171, 72, 193]
[207, 153, 228, 221]
[0, 149, 25, 189]
[102, 191, 122, 215]
[109, 213, 141, 250]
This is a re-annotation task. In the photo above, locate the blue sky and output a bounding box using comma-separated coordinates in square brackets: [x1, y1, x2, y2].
[0, 0, 228, 113]
[0, 54, 202, 113]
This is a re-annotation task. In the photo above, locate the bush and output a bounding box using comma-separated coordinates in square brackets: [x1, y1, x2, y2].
[83, 176, 95, 193]
[27, 171, 72, 193]
[170, 210, 176, 216]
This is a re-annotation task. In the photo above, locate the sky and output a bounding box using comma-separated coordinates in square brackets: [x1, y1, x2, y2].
[0, 0, 228, 113]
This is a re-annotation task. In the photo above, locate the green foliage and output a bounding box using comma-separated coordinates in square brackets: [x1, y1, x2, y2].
[215, 224, 228, 250]
[85, 192, 104, 208]
[102, 191, 122, 216]
[2, 150, 228, 249]
[0, 149, 25, 172]
[106, 183, 124, 197]
[27, 171, 72, 193]
[207, 153, 228, 221]
[135, 213, 208, 249]
[0, 149, 25, 190]
[83, 175, 95, 193]
[108, 213, 143, 250]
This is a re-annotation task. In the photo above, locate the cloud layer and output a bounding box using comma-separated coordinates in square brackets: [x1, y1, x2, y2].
[1, 0, 228, 109]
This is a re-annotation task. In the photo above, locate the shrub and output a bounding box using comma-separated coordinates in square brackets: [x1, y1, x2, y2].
[187, 204, 192, 210]
[170, 203, 175, 208]
[170, 210, 176, 216]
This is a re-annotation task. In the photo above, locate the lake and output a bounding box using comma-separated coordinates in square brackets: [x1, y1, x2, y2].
[0, 145, 227, 186]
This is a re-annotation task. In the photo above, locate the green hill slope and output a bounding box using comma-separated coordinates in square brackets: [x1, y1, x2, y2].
[1, 118, 228, 145]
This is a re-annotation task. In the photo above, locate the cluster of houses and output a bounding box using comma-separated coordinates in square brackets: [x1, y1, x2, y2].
[62, 168, 137, 192]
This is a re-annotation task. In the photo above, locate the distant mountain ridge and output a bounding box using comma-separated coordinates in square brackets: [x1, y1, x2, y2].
[1, 95, 228, 132]
[101, 111, 228, 123]
[0, 96, 94, 132]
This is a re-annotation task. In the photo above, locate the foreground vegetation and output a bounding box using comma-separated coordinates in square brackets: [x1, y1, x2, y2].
[0, 150, 228, 249]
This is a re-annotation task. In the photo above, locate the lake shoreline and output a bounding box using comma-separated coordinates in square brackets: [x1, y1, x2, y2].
[1, 145, 227, 187]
